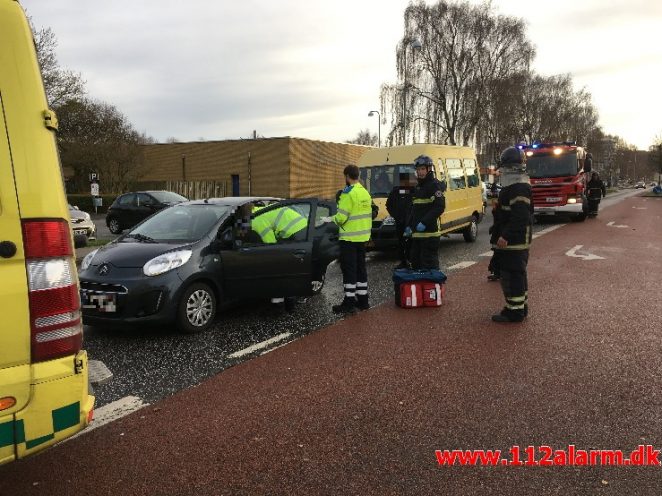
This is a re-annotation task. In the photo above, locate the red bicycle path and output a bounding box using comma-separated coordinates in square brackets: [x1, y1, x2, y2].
[2, 194, 662, 495]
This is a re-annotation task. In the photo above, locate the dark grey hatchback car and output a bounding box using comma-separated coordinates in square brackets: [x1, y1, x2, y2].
[80, 197, 339, 333]
[106, 190, 188, 234]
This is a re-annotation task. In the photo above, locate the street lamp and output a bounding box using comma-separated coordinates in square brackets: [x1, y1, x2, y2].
[368, 110, 380, 147]
[402, 38, 422, 145]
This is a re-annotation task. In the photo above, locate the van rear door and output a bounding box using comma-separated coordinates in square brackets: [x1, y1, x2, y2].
[0, 94, 32, 420]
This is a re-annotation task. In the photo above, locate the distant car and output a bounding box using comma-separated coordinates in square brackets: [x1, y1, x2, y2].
[68, 204, 97, 247]
[635, 181, 646, 189]
[80, 197, 339, 333]
[106, 190, 188, 234]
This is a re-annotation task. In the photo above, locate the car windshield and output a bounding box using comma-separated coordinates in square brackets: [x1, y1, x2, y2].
[527, 153, 578, 178]
[361, 164, 416, 197]
[149, 191, 188, 203]
[125, 204, 230, 242]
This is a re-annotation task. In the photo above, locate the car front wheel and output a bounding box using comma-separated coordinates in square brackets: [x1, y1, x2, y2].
[177, 282, 217, 333]
[108, 217, 123, 234]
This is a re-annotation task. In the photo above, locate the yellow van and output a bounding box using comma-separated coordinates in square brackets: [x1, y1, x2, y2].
[0, 0, 109, 464]
[357, 144, 484, 250]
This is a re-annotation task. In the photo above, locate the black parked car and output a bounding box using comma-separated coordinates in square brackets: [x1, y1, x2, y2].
[106, 190, 188, 234]
[79, 197, 339, 333]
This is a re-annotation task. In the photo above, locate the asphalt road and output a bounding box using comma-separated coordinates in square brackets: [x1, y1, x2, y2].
[3, 188, 659, 495]
[85, 188, 640, 409]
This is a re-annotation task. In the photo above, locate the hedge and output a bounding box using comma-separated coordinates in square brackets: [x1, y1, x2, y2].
[67, 194, 118, 214]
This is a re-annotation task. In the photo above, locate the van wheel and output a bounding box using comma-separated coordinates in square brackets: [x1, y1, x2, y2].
[462, 217, 478, 242]
[177, 283, 217, 333]
[108, 217, 123, 234]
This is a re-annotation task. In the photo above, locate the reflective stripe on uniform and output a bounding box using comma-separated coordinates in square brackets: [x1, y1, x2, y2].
[413, 198, 434, 204]
[340, 229, 372, 238]
[412, 231, 440, 238]
[510, 196, 531, 205]
[347, 213, 372, 221]
[337, 208, 350, 217]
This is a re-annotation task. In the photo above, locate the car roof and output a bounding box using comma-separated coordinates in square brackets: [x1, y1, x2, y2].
[181, 196, 281, 207]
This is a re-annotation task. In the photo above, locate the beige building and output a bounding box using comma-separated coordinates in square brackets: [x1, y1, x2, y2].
[137, 137, 371, 200]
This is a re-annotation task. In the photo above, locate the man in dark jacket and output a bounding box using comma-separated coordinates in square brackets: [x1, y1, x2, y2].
[490, 146, 533, 323]
[586, 171, 606, 217]
[386, 172, 413, 269]
[405, 155, 445, 270]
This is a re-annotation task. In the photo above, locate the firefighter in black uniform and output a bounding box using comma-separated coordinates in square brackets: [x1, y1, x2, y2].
[386, 172, 414, 269]
[405, 155, 445, 270]
[490, 146, 533, 323]
[586, 171, 606, 217]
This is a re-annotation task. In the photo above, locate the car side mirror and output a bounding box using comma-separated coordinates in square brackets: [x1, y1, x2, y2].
[216, 227, 234, 250]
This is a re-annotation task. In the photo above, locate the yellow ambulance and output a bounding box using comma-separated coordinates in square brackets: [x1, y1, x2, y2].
[0, 0, 109, 464]
[358, 144, 485, 250]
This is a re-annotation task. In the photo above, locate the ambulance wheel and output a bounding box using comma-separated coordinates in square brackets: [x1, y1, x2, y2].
[177, 282, 217, 333]
[462, 217, 478, 242]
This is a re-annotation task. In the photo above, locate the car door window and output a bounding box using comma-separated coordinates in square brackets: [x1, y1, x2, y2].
[137, 193, 155, 207]
[118, 194, 136, 207]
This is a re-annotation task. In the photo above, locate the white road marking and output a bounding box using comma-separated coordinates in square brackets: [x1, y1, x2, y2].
[229, 332, 292, 359]
[565, 245, 605, 261]
[448, 261, 477, 270]
[532, 224, 565, 239]
[67, 396, 148, 441]
[633, 207, 647, 209]
[607, 221, 628, 228]
[479, 251, 493, 257]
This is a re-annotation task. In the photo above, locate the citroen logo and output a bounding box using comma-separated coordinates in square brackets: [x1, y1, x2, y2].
[97, 264, 110, 276]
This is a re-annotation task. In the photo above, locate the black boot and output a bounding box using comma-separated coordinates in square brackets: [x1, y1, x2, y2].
[491, 308, 525, 323]
[332, 298, 357, 314]
[356, 295, 370, 311]
[487, 272, 500, 281]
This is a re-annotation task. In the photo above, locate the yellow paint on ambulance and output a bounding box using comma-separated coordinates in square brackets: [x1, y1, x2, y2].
[0, 0, 94, 464]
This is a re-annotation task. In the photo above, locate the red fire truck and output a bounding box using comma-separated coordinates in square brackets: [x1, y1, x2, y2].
[519, 141, 588, 222]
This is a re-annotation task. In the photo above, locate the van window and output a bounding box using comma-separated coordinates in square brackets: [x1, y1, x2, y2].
[445, 159, 466, 190]
[363, 165, 416, 197]
[464, 159, 480, 187]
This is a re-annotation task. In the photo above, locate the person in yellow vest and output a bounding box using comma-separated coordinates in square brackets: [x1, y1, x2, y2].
[330, 164, 373, 313]
[251, 205, 308, 244]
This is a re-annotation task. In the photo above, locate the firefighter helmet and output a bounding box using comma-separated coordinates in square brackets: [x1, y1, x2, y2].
[499, 146, 526, 167]
[414, 155, 434, 168]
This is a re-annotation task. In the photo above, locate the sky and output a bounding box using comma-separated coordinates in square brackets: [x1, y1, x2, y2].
[20, 0, 662, 150]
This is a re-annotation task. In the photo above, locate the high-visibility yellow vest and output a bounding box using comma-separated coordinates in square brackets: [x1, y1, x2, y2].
[334, 183, 372, 242]
[252, 207, 307, 243]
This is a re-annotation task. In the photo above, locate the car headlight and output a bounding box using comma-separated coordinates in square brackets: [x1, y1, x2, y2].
[382, 216, 396, 226]
[143, 249, 192, 277]
[81, 249, 99, 270]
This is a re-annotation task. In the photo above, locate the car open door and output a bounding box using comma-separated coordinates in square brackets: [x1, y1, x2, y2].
[220, 199, 321, 298]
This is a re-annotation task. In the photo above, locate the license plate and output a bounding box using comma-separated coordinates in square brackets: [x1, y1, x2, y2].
[81, 292, 117, 313]
[545, 197, 562, 203]
[74, 229, 87, 235]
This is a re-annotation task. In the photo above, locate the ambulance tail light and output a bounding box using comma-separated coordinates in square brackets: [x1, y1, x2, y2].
[22, 220, 83, 362]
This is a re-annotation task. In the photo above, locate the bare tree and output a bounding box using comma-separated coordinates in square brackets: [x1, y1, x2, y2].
[56, 98, 152, 193]
[31, 22, 86, 107]
[347, 129, 378, 146]
[381, 0, 534, 146]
